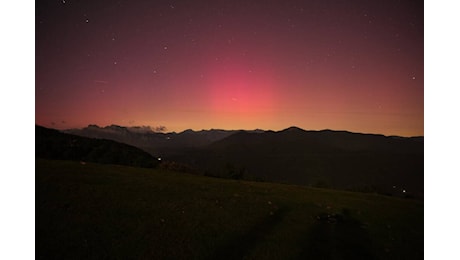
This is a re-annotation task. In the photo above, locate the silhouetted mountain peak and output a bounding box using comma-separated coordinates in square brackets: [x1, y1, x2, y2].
[280, 126, 306, 133]
[87, 124, 101, 129]
[106, 124, 127, 130]
[181, 129, 195, 134]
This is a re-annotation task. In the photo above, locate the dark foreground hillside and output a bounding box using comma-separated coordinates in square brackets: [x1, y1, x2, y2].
[36, 159, 423, 259]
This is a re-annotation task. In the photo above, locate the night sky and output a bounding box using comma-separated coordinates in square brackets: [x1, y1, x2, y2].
[36, 0, 423, 136]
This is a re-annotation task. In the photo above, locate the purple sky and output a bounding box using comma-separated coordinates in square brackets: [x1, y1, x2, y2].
[36, 0, 423, 136]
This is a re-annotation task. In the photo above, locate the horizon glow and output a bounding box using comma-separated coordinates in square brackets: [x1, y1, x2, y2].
[36, 0, 423, 137]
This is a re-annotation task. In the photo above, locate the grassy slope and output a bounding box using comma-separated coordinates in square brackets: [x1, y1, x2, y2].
[36, 159, 423, 260]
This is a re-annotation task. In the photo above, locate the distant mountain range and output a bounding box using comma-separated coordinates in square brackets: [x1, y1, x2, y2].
[63, 124, 423, 198]
[64, 124, 264, 155]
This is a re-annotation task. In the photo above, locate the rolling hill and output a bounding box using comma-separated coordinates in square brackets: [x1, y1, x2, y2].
[36, 159, 423, 259]
[36, 125, 159, 168]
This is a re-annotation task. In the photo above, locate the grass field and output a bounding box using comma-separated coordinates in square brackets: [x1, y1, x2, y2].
[36, 159, 423, 259]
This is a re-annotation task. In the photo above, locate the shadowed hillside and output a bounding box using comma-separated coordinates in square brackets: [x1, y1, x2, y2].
[169, 128, 424, 198]
[36, 125, 159, 168]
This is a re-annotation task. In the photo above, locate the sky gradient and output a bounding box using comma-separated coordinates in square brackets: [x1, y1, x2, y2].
[36, 0, 423, 136]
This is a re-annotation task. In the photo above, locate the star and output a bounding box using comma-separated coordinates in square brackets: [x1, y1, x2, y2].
[35, 0, 424, 137]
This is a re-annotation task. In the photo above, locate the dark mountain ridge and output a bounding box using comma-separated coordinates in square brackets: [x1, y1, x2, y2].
[64, 124, 240, 155]
[65, 124, 422, 155]
[168, 128, 423, 198]
[62, 125, 423, 198]
[209, 128, 422, 155]
[36, 125, 159, 168]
